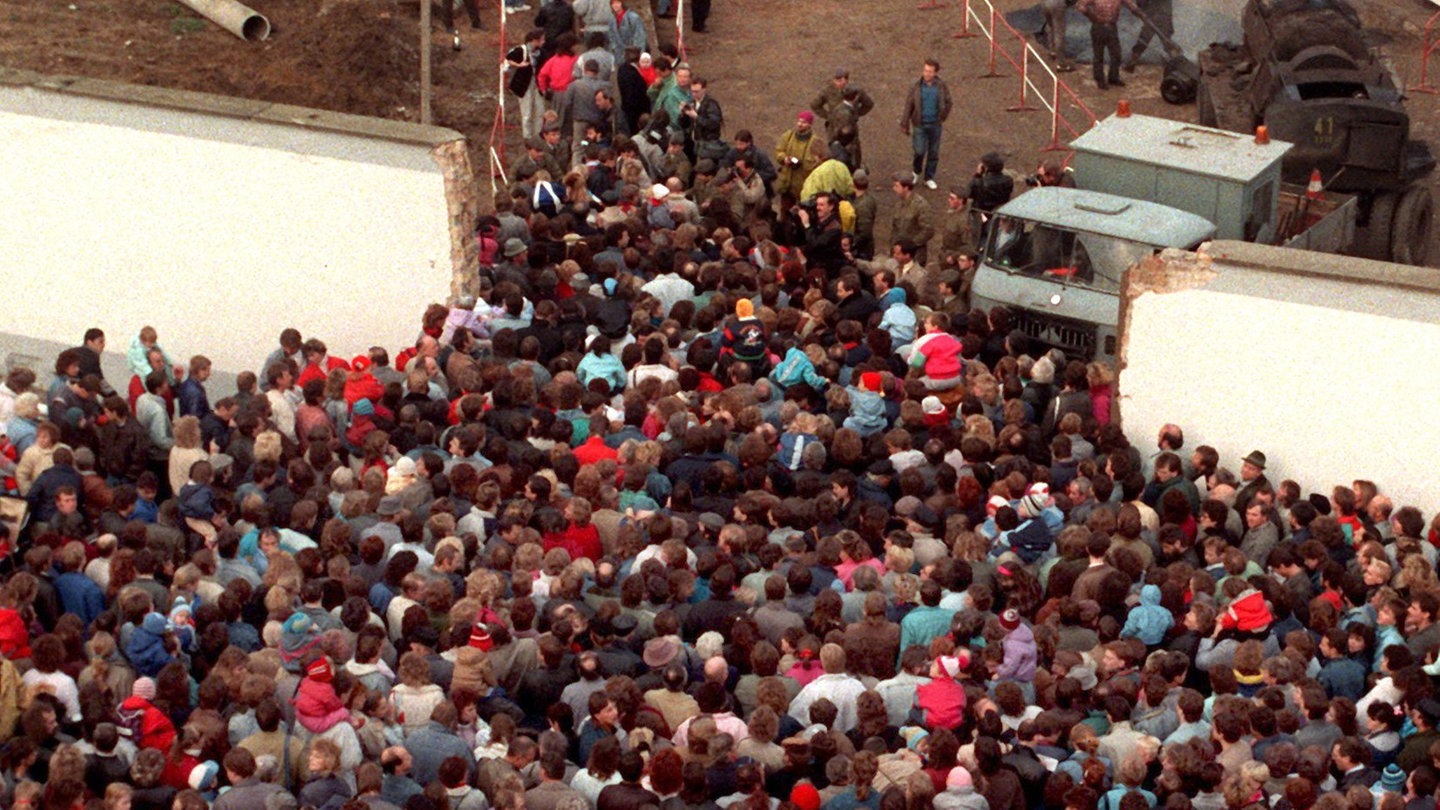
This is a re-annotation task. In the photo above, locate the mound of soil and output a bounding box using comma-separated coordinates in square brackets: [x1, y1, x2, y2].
[0, 0, 483, 152]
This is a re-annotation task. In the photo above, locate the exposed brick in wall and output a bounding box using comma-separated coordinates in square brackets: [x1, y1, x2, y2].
[434, 138, 482, 304]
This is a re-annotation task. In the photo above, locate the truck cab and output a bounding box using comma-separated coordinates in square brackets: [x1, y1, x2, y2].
[974, 188, 1214, 360]
[972, 112, 1355, 360]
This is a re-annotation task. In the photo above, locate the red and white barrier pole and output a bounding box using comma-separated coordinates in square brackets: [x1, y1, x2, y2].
[1008, 42, 1038, 111]
[982, 6, 1002, 77]
[1042, 79, 1064, 151]
[953, 0, 978, 38]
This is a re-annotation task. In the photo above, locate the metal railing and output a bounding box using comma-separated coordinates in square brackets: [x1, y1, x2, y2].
[958, 0, 1099, 151]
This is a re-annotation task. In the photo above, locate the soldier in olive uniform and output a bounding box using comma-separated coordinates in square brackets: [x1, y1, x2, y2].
[940, 185, 974, 257]
[811, 68, 875, 140]
[851, 170, 879, 260]
[890, 172, 936, 265]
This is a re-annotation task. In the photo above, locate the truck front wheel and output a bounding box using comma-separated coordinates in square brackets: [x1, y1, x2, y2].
[1351, 192, 1396, 262]
[1392, 186, 1435, 267]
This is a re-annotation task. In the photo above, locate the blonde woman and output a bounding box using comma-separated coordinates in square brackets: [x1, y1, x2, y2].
[390, 651, 444, 735]
[15, 422, 63, 495]
[1086, 360, 1115, 427]
[167, 416, 208, 496]
[253, 430, 283, 466]
[1396, 554, 1439, 595]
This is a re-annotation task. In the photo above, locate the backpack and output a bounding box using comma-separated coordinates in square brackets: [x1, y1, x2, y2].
[114, 702, 146, 742]
[506, 46, 535, 97]
[732, 320, 766, 360]
[532, 181, 561, 217]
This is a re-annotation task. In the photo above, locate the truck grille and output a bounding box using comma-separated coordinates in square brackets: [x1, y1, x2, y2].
[1014, 309, 1099, 360]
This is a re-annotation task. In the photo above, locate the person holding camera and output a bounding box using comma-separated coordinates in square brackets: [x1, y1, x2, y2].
[1028, 160, 1076, 189]
[682, 77, 725, 161]
[774, 110, 829, 203]
[967, 152, 1015, 243]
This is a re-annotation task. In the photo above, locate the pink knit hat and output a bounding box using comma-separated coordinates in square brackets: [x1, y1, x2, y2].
[133, 677, 156, 701]
[947, 766, 973, 789]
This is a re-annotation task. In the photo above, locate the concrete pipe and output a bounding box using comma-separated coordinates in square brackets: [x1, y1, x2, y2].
[177, 0, 271, 41]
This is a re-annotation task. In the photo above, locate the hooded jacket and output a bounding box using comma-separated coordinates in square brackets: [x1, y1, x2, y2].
[125, 613, 175, 678]
[1218, 588, 1272, 633]
[934, 784, 991, 810]
[771, 346, 829, 391]
[915, 676, 967, 730]
[996, 519, 1052, 564]
[295, 676, 350, 734]
[177, 481, 215, 520]
[117, 694, 177, 752]
[998, 622, 1037, 681]
[1120, 584, 1174, 646]
[779, 431, 820, 471]
[843, 387, 888, 437]
[450, 645, 496, 696]
[877, 289, 917, 346]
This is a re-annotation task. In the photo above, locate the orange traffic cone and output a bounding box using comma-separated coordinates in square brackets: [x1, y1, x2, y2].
[1306, 169, 1323, 200]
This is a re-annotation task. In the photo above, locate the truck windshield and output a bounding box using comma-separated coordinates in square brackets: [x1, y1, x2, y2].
[984, 216, 1155, 294]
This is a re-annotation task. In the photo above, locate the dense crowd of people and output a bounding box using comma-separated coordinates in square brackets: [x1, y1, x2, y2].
[0, 3, 1433, 810]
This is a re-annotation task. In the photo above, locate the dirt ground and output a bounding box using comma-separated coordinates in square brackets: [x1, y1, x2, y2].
[2, 0, 1436, 264]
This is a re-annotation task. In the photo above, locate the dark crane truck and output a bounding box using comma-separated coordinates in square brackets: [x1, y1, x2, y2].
[1195, 0, 1435, 265]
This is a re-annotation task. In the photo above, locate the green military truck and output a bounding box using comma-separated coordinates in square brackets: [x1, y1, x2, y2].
[971, 111, 1356, 360]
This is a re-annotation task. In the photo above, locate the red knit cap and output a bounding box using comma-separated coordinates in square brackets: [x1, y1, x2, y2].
[790, 783, 821, 810]
[306, 657, 333, 682]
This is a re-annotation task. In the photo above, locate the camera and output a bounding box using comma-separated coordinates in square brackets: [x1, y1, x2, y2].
[1025, 174, 1041, 187]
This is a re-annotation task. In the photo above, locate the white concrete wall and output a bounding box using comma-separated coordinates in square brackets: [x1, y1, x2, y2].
[0, 76, 466, 380]
[1119, 241, 1440, 518]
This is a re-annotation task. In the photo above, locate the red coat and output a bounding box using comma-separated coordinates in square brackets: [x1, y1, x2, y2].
[573, 436, 619, 467]
[915, 677, 967, 730]
[346, 414, 378, 449]
[160, 750, 201, 790]
[0, 438, 16, 493]
[298, 356, 351, 390]
[118, 695, 177, 753]
[343, 373, 385, 408]
[0, 609, 29, 661]
[543, 523, 603, 562]
[1219, 588, 1272, 632]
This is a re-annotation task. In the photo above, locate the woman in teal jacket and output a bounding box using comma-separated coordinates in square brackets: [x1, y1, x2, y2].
[576, 335, 626, 393]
